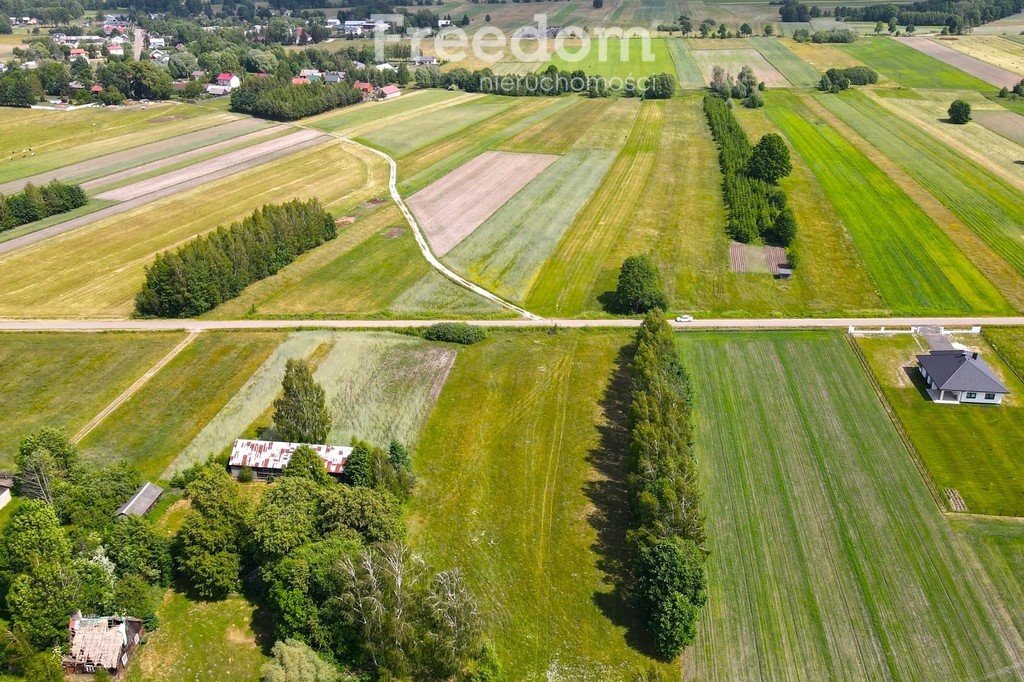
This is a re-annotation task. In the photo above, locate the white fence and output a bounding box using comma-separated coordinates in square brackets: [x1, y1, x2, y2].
[848, 325, 982, 335]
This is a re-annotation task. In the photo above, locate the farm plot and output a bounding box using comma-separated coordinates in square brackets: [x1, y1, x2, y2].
[0, 332, 184, 469]
[897, 37, 1020, 88]
[0, 103, 241, 185]
[857, 333, 1024, 517]
[445, 148, 616, 301]
[765, 92, 1008, 314]
[500, 97, 616, 154]
[935, 36, 1024, 76]
[546, 37, 677, 80]
[973, 109, 1024, 145]
[817, 91, 1024, 294]
[409, 331, 675, 679]
[750, 37, 821, 86]
[840, 37, 995, 91]
[306, 89, 463, 133]
[356, 97, 515, 158]
[79, 332, 285, 482]
[782, 37, 869, 72]
[951, 518, 1024, 642]
[408, 151, 558, 256]
[0, 140, 382, 318]
[666, 38, 706, 88]
[691, 48, 791, 86]
[679, 332, 1024, 679]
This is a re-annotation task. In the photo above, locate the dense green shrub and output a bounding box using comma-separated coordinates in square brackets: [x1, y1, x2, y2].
[416, 63, 610, 98]
[702, 96, 796, 246]
[0, 180, 87, 232]
[819, 66, 878, 93]
[614, 255, 669, 313]
[135, 199, 336, 317]
[948, 98, 972, 124]
[231, 77, 362, 121]
[423, 322, 486, 345]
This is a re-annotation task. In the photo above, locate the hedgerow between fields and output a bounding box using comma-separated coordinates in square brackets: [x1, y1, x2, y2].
[0, 180, 87, 231]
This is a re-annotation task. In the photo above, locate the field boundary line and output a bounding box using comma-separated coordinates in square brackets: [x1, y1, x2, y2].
[72, 330, 200, 444]
[844, 333, 946, 512]
[944, 511, 1024, 523]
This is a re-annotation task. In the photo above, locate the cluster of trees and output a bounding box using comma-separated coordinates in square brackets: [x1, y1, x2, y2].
[709, 64, 765, 108]
[777, 0, 831, 21]
[229, 76, 363, 120]
[818, 66, 878, 92]
[0, 69, 38, 107]
[0, 180, 87, 232]
[833, 0, 1021, 33]
[998, 78, 1024, 98]
[614, 255, 668, 314]
[416, 63, 610, 98]
[626, 312, 707, 658]
[135, 199, 336, 318]
[423, 322, 487, 345]
[0, 429, 168, 678]
[173, 361, 498, 679]
[791, 27, 857, 43]
[703, 95, 796, 247]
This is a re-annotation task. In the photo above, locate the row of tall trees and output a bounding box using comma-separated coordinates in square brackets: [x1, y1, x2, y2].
[135, 199, 336, 317]
[626, 312, 707, 658]
[416, 63, 611, 98]
[833, 0, 1022, 33]
[0, 180, 87, 232]
[703, 95, 796, 247]
[0, 429, 168, 677]
[229, 76, 363, 120]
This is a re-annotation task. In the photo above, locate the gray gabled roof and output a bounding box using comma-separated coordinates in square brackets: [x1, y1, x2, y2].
[115, 482, 163, 517]
[916, 350, 1009, 394]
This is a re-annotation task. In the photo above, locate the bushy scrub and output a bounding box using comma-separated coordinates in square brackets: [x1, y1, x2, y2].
[423, 322, 486, 345]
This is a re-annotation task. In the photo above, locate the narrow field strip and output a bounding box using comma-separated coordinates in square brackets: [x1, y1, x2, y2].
[973, 109, 1024, 145]
[500, 97, 607, 154]
[816, 91, 1024, 291]
[408, 151, 558, 256]
[839, 38, 994, 91]
[306, 88, 460, 132]
[936, 36, 1024, 76]
[750, 37, 821, 87]
[446, 148, 616, 302]
[765, 91, 1008, 314]
[682, 332, 1024, 679]
[897, 37, 1020, 88]
[667, 38, 706, 88]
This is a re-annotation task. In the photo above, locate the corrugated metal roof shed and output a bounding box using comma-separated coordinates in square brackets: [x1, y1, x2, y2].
[115, 482, 163, 517]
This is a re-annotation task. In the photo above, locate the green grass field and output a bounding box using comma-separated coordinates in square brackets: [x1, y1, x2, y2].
[446, 148, 616, 302]
[680, 332, 1024, 678]
[547, 37, 676, 80]
[840, 37, 996, 91]
[0, 140, 383, 318]
[409, 331, 674, 679]
[750, 37, 821, 86]
[817, 91, 1024, 294]
[80, 332, 284, 481]
[307, 89, 462, 132]
[0, 332, 184, 469]
[666, 38, 706, 88]
[500, 97, 616, 155]
[951, 517, 1024, 640]
[857, 334, 1024, 517]
[356, 96, 515, 158]
[986, 327, 1024, 378]
[765, 91, 1009, 315]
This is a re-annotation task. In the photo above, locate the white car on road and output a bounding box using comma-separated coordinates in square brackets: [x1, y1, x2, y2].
[675, 315, 694, 323]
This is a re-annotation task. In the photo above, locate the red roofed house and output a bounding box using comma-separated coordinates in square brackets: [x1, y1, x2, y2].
[106, 44, 123, 56]
[291, 76, 309, 85]
[90, 84, 104, 93]
[376, 84, 401, 100]
[69, 48, 87, 58]
[353, 80, 373, 95]
[216, 72, 240, 89]
[228, 439, 353, 481]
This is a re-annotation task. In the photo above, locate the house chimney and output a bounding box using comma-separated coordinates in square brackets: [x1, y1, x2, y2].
[972, 352, 978, 360]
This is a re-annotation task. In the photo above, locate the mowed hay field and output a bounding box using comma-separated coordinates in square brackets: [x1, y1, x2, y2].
[0, 103, 242, 184]
[764, 91, 1009, 314]
[409, 331, 675, 679]
[680, 332, 1024, 679]
[0, 140, 384, 318]
[749, 37, 822, 87]
[840, 37, 996, 91]
[546, 38, 677, 80]
[691, 48, 792, 86]
[938, 35, 1024, 75]
[79, 331, 285, 481]
[817, 91, 1024, 303]
[856, 333, 1024, 517]
[0, 332, 184, 468]
[897, 36, 1020, 88]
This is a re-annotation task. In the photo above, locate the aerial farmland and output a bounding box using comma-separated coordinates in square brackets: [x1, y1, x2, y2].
[1, 2, 1023, 680]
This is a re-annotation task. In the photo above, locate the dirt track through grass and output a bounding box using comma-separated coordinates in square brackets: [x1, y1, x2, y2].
[681, 332, 1024, 679]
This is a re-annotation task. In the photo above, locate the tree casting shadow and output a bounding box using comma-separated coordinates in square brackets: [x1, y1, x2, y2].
[585, 342, 660, 659]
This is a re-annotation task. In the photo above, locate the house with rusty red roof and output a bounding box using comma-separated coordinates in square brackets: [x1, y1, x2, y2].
[216, 72, 240, 89]
[376, 84, 401, 100]
[228, 439, 353, 481]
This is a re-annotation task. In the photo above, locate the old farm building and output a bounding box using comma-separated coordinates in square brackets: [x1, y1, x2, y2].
[62, 613, 143, 676]
[917, 350, 1010, 405]
[228, 439, 352, 481]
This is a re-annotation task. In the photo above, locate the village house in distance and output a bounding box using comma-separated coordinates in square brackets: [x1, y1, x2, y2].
[228, 439, 352, 481]
[917, 349, 1010, 405]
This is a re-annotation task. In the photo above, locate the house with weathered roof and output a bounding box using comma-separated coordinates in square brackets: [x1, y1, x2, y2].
[917, 350, 1009, 405]
[62, 612, 143, 676]
[228, 439, 352, 481]
[116, 482, 163, 517]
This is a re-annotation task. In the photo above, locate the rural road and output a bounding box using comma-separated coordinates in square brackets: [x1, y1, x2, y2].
[2, 317, 1023, 332]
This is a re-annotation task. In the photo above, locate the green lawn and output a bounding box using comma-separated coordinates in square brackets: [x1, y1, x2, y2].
[0, 332, 184, 468]
[816, 91, 1024, 291]
[751, 37, 821, 87]
[679, 332, 1024, 678]
[80, 332, 284, 481]
[126, 591, 271, 681]
[840, 37, 996, 91]
[356, 96, 515, 158]
[765, 91, 1009, 315]
[857, 334, 1024, 517]
[986, 327, 1024, 378]
[409, 331, 674, 679]
[547, 37, 677, 80]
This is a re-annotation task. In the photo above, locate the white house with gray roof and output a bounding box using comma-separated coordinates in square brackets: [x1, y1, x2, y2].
[917, 350, 1009, 405]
